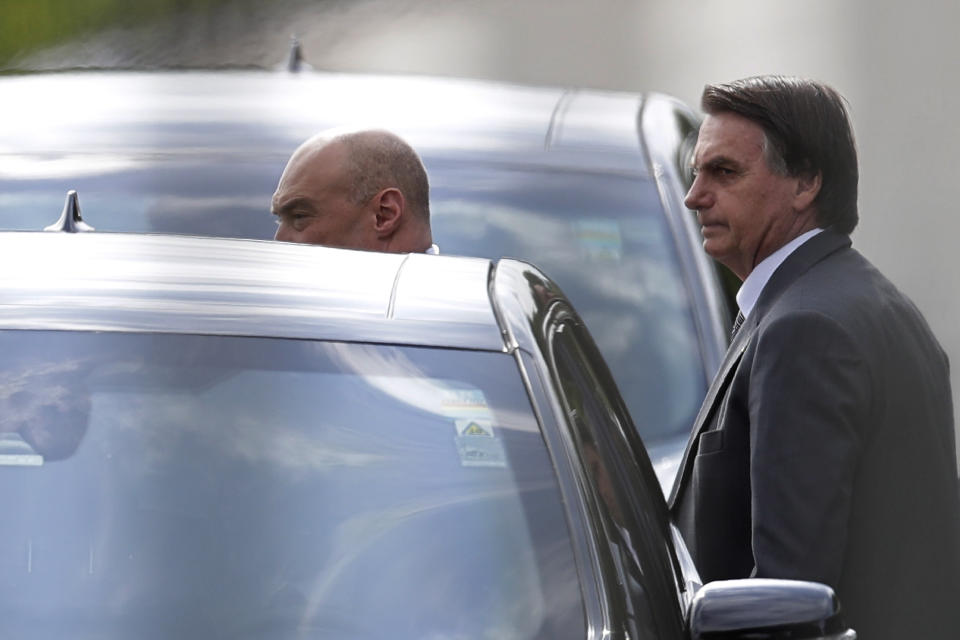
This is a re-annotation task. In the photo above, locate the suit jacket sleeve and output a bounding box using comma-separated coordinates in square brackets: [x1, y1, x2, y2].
[747, 309, 870, 586]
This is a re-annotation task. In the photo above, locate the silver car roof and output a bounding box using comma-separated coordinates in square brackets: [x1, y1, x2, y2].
[1, 70, 650, 179]
[0, 231, 527, 351]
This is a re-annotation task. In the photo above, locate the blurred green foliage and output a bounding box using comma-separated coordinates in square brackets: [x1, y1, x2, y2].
[0, 0, 226, 67]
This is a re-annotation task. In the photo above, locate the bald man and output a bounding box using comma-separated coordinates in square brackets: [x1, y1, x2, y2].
[271, 129, 435, 253]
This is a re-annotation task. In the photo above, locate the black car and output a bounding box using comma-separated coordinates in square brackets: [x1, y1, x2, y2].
[0, 227, 853, 639]
[0, 68, 731, 492]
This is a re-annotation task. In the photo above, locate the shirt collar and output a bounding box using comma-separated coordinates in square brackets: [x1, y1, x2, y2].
[425, 243, 440, 255]
[736, 228, 823, 319]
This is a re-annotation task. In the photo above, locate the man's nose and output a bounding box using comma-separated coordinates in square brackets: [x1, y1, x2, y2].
[684, 177, 710, 211]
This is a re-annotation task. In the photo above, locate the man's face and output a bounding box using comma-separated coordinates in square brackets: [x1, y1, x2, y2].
[271, 142, 376, 249]
[684, 112, 808, 279]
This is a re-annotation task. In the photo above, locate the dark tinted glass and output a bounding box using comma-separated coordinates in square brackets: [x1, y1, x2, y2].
[550, 322, 685, 639]
[0, 331, 582, 639]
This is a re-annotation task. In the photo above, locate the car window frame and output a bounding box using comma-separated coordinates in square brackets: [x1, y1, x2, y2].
[513, 347, 609, 640]
[540, 302, 690, 639]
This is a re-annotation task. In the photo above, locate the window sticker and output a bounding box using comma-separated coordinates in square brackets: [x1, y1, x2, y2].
[455, 419, 494, 437]
[454, 434, 507, 468]
[438, 390, 507, 468]
[573, 219, 623, 261]
[439, 389, 492, 418]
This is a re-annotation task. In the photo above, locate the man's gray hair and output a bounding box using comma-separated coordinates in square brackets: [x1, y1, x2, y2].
[335, 130, 431, 223]
[761, 132, 789, 176]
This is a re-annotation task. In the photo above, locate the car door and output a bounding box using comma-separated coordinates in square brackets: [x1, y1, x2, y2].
[543, 303, 688, 640]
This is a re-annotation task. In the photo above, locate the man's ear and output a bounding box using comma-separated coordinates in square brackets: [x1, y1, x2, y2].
[373, 188, 404, 238]
[793, 171, 822, 211]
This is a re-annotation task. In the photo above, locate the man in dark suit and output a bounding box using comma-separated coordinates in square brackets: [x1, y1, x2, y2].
[669, 75, 960, 638]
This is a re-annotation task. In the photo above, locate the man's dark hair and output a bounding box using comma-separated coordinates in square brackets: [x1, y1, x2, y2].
[701, 76, 859, 234]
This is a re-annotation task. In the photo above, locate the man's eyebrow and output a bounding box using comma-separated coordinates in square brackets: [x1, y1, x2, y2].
[693, 154, 741, 171]
[271, 197, 313, 214]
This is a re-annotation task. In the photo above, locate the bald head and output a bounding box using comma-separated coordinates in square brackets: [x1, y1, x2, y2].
[336, 130, 430, 223]
[272, 129, 432, 252]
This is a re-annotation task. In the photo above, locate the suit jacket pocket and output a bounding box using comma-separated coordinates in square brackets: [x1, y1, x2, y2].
[697, 429, 724, 455]
[690, 429, 752, 581]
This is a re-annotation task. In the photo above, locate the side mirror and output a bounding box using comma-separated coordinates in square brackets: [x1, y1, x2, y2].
[689, 579, 856, 639]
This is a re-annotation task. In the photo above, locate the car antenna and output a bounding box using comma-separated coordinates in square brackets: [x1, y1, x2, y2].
[45, 190, 94, 233]
[286, 36, 305, 72]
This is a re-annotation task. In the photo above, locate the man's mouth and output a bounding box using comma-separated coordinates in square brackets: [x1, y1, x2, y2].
[700, 221, 726, 233]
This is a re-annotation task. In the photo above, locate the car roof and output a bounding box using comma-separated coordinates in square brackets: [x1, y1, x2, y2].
[0, 69, 652, 181]
[0, 230, 527, 351]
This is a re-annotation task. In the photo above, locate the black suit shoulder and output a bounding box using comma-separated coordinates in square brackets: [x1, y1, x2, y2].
[765, 244, 944, 359]
[752, 237, 960, 638]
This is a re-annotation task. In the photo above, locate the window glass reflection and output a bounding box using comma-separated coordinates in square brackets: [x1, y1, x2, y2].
[0, 331, 582, 639]
[0, 159, 706, 445]
[431, 164, 706, 443]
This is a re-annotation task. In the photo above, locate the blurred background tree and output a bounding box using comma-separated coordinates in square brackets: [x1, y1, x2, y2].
[0, 0, 237, 68]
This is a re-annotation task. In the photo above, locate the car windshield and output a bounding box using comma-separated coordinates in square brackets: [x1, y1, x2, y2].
[0, 330, 583, 639]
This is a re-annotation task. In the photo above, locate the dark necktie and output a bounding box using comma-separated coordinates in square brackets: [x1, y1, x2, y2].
[731, 310, 745, 338]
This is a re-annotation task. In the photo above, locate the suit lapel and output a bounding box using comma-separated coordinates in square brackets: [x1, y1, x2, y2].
[667, 320, 755, 507]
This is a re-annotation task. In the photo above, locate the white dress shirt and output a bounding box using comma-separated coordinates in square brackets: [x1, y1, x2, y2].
[735, 228, 823, 320]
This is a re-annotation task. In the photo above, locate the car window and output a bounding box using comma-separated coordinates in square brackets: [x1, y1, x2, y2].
[0, 158, 281, 239]
[549, 318, 686, 639]
[0, 157, 707, 450]
[431, 163, 707, 447]
[0, 330, 583, 639]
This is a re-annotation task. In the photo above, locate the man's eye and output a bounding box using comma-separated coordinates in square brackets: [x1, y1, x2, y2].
[692, 165, 736, 179]
[275, 212, 310, 226]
